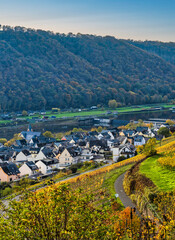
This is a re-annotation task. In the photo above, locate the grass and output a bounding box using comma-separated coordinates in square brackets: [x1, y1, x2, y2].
[103, 164, 133, 206]
[2, 102, 174, 125]
[140, 155, 175, 192]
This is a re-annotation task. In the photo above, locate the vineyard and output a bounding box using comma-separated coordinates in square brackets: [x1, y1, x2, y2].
[1, 141, 175, 239]
[123, 140, 175, 239]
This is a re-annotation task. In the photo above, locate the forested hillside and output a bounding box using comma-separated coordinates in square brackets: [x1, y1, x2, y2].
[0, 25, 175, 111]
[126, 40, 175, 66]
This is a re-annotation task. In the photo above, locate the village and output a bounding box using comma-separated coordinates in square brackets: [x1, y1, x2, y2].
[0, 119, 170, 185]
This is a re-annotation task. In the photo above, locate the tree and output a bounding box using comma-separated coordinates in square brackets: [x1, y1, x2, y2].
[55, 132, 64, 140]
[43, 131, 54, 138]
[166, 119, 175, 126]
[97, 126, 103, 133]
[136, 145, 144, 154]
[143, 138, 157, 156]
[158, 127, 170, 138]
[108, 99, 118, 109]
[72, 128, 80, 133]
[0, 138, 7, 144]
[148, 123, 154, 129]
[4, 133, 22, 147]
[91, 127, 97, 132]
[22, 110, 28, 116]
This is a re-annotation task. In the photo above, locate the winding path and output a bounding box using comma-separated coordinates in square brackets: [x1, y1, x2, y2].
[114, 172, 141, 217]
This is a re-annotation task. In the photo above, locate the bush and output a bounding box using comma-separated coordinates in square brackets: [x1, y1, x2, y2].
[2, 187, 12, 197]
[69, 166, 78, 174]
[117, 156, 126, 162]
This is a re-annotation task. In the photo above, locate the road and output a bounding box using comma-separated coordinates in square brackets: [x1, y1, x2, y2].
[114, 172, 141, 217]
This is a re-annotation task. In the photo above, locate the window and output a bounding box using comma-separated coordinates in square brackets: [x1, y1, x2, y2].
[10, 178, 12, 182]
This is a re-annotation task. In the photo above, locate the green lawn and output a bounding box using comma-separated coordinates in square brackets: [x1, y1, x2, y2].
[140, 155, 175, 192]
[103, 164, 133, 206]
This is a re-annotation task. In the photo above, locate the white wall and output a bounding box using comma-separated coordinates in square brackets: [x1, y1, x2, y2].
[112, 147, 120, 162]
[19, 164, 32, 176]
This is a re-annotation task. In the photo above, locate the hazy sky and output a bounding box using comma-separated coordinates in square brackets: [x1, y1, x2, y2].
[0, 0, 175, 41]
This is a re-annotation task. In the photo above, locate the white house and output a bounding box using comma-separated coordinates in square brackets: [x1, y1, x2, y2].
[80, 148, 93, 161]
[19, 161, 39, 176]
[134, 135, 146, 146]
[112, 144, 135, 162]
[36, 159, 59, 174]
[34, 150, 47, 161]
[16, 150, 32, 162]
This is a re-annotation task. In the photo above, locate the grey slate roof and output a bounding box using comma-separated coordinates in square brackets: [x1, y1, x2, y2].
[0, 162, 20, 175]
[21, 131, 41, 141]
[26, 161, 38, 171]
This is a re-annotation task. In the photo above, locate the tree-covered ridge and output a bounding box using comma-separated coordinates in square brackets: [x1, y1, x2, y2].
[0, 25, 175, 111]
[126, 40, 175, 66]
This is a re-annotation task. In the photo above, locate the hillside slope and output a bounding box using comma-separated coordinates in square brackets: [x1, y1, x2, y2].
[126, 40, 175, 66]
[0, 26, 175, 111]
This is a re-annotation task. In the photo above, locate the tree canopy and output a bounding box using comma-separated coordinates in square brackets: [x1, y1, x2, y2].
[158, 127, 170, 138]
[0, 25, 175, 111]
[108, 100, 118, 109]
[43, 131, 54, 138]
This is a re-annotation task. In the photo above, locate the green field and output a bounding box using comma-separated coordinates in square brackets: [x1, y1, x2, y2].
[0, 103, 174, 126]
[18, 103, 175, 119]
[140, 155, 175, 192]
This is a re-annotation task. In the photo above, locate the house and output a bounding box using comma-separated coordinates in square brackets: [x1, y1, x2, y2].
[116, 136, 127, 145]
[20, 131, 41, 142]
[29, 147, 40, 158]
[34, 146, 54, 161]
[54, 142, 63, 151]
[36, 159, 59, 174]
[112, 144, 135, 162]
[29, 135, 56, 147]
[35, 150, 47, 161]
[59, 148, 77, 167]
[20, 125, 41, 142]
[80, 148, 93, 161]
[134, 135, 146, 146]
[91, 154, 105, 162]
[89, 139, 108, 150]
[0, 163, 20, 182]
[19, 161, 39, 176]
[136, 127, 149, 133]
[16, 150, 32, 162]
[119, 144, 136, 159]
[123, 130, 136, 137]
[15, 139, 27, 147]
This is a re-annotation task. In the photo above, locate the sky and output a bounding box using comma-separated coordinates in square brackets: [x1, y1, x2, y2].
[0, 0, 175, 42]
